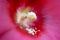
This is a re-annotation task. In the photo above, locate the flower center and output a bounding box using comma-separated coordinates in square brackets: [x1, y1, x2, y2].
[15, 7, 40, 36]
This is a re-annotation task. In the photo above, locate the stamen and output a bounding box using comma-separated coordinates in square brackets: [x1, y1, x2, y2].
[28, 12, 37, 22]
[16, 8, 38, 36]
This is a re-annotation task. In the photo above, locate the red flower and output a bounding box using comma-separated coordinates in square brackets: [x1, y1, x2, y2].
[8, 0, 46, 38]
